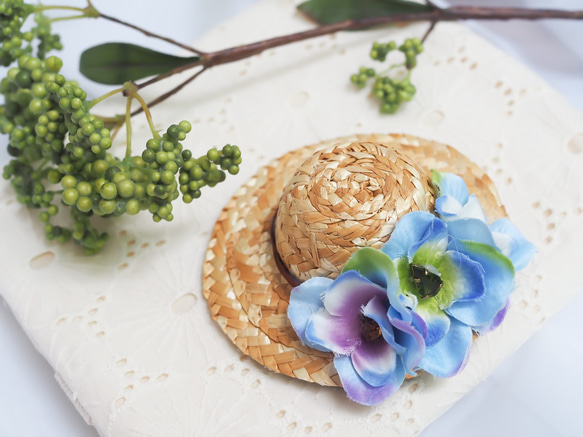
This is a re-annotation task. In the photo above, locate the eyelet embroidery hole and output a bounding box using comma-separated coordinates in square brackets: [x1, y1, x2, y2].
[171, 293, 197, 314]
[30, 251, 55, 269]
[567, 133, 583, 154]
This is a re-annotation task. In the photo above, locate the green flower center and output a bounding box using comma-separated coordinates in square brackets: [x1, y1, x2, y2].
[360, 314, 382, 342]
[410, 264, 443, 299]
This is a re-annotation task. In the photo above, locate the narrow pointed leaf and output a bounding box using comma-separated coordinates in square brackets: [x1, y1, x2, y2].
[298, 0, 434, 25]
[80, 43, 200, 85]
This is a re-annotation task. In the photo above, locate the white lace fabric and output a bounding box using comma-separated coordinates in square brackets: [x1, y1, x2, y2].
[1, 1, 582, 435]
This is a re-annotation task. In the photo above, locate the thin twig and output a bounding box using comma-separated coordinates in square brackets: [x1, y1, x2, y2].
[130, 67, 207, 118]
[422, 20, 437, 43]
[97, 11, 206, 56]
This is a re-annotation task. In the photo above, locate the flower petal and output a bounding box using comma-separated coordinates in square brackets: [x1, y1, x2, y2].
[475, 298, 510, 334]
[389, 307, 426, 375]
[446, 218, 497, 247]
[459, 194, 488, 222]
[432, 250, 485, 309]
[362, 297, 405, 355]
[432, 171, 469, 205]
[446, 241, 515, 327]
[382, 212, 446, 261]
[334, 355, 405, 406]
[418, 317, 472, 378]
[288, 277, 331, 350]
[305, 309, 361, 355]
[490, 218, 536, 271]
[321, 271, 387, 319]
[342, 247, 397, 291]
[416, 298, 450, 347]
[435, 194, 462, 218]
[351, 339, 398, 387]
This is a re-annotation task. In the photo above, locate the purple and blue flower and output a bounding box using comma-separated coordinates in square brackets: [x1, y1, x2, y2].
[288, 248, 426, 405]
[287, 170, 535, 405]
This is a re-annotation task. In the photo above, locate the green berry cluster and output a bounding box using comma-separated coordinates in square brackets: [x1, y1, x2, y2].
[178, 144, 241, 203]
[350, 67, 376, 89]
[399, 38, 423, 69]
[369, 41, 396, 62]
[1, 53, 243, 254]
[350, 37, 424, 114]
[0, 1, 61, 65]
[372, 76, 416, 114]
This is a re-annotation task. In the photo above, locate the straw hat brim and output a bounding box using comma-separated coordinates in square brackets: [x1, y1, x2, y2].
[202, 133, 507, 387]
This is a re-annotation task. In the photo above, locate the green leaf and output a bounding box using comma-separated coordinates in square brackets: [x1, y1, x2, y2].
[80, 43, 200, 85]
[297, 0, 434, 25]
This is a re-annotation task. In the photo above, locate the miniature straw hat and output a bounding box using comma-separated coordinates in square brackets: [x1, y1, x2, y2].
[203, 133, 506, 387]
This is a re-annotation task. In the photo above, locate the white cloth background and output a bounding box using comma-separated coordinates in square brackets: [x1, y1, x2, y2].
[0, 1, 582, 436]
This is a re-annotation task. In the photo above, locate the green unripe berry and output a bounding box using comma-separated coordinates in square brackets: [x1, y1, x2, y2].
[146, 138, 159, 150]
[179, 120, 191, 133]
[134, 184, 145, 199]
[46, 56, 63, 72]
[61, 175, 77, 189]
[76, 196, 93, 212]
[207, 148, 219, 162]
[126, 199, 140, 215]
[77, 181, 92, 196]
[32, 83, 47, 98]
[47, 204, 58, 216]
[92, 160, 108, 176]
[164, 161, 178, 174]
[182, 150, 192, 161]
[117, 180, 135, 198]
[155, 151, 168, 165]
[161, 171, 174, 185]
[101, 182, 117, 200]
[99, 199, 116, 215]
[29, 98, 43, 114]
[222, 144, 235, 157]
[62, 188, 79, 205]
[31, 69, 43, 82]
[15, 70, 31, 88]
[47, 169, 61, 184]
[71, 97, 82, 109]
[142, 149, 155, 163]
[99, 138, 112, 150]
[183, 194, 193, 204]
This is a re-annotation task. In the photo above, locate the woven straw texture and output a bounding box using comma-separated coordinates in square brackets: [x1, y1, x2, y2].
[275, 141, 435, 282]
[203, 133, 507, 387]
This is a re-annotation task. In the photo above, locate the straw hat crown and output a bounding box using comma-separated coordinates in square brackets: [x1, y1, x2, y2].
[274, 141, 435, 281]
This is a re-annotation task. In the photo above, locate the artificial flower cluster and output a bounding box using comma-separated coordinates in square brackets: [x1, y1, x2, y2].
[287, 171, 535, 405]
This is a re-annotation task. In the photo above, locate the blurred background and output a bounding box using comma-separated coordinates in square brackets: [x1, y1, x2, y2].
[1, 1, 582, 436]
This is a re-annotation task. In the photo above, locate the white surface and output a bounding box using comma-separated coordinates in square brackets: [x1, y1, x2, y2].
[0, 1, 582, 436]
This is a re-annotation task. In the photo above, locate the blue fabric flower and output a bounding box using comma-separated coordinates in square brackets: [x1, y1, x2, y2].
[432, 170, 536, 271]
[382, 211, 515, 377]
[288, 248, 426, 406]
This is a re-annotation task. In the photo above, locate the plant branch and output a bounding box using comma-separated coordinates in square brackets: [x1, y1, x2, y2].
[130, 67, 207, 118]
[97, 11, 206, 56]
[151, 6, 583, 76]
[117, 5, 583, 117]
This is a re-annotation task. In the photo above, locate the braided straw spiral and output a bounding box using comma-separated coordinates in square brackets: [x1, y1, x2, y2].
[274, 141, 435, 281]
